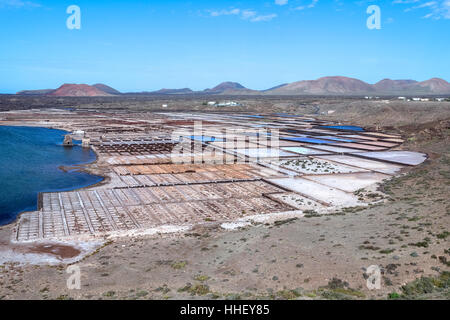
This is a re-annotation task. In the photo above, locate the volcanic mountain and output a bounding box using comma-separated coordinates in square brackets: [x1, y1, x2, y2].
[265, 77, 450, 95]
[48, 84, 113, 97]
[373, 79, 419, 92]
[14, 77, 450, 97]
[92, 83, 121, 95]
[415, 78, 450, 93]
[203, 82, 256, 94]
[267, 76, 375, 95]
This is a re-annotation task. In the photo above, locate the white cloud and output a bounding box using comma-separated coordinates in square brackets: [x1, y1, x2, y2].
[209, 7, 277, 22]
[0, 0, 40, 8]
[392, 0, 420, 3]
[275, 0, 289, 5]
[209, 8, 241, 17]
[394, 0, 450, 19]
[250, 14, 278, 22]
[242, 10, 257, 19]
[295, 0, 319, 11]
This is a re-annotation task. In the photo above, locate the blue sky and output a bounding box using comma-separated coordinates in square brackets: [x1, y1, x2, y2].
[0, 0, 449, 93]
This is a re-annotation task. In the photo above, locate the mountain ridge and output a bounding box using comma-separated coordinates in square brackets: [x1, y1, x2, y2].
[15, 77, 450, 96]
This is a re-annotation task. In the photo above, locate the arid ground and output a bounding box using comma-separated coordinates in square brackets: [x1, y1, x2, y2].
[0, 96, 449, 300]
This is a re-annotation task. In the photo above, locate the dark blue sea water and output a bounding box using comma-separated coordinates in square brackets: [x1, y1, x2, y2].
[0, 126, 103, 226]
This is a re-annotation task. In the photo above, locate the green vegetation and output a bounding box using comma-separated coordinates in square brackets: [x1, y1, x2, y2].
[386, 272, 450, 299]
[276, 289, 302, 300]
[436, 231, 449, 239]
[274, 218, 298, 226]
[178, 284, 210, 296]
[171, 261, 187, 270]
[194, 275, 210, 282]
[318, 278, 366, 300]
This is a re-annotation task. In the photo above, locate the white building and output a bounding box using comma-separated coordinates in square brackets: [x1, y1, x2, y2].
[217, 101, 241, 107]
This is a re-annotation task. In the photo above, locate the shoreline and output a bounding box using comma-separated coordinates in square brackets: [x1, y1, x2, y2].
[0, 124, 106, 229]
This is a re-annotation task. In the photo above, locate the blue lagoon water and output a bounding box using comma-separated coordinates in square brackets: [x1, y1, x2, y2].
[0, 126, 103, 226]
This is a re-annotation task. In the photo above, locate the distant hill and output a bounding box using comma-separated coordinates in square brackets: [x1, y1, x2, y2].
[16, 89, 55, 95]
[16, 83, 120, 96]
[203, 82, 258, 95]
[266, 76, 375, 95]
[263, 77, 450, 95]
[151, 88, 194, 95]
[261, 83, 289, 92]
[371, 78, 450, 95]
[48, 84, 113, 97]
[92, 83, 121, 95]
[204, 82, 245, 92]
[415, 78, 450, 93]
[15, 77, 450, 97]
[373, 79, 418, 92]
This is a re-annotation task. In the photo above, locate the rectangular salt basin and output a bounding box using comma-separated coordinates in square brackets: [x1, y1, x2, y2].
[268, 178, 362, 207]
[302, 145, 364, 153]
[281, 137, 338, 144]
[319, 125, 364, 132]
[234, 148, 296, 158]
[270, 193, 326, 212]
[281, 146, 329, 155]
[339, 135, 380, 141]
[361, 132, 400, 139]
[209, 141, 261, 149]
[188, 136, 223, 142]
[382, 138, 405, 143]
[333, 143, 387, 151]
[357, 141, 399, 148]
[356, 151, 427, 166]
[276, 140, 312, 147]
[315, 136, 357, 142]
[316, 155, 404, 175]
[303, 172, 391, 192]
[276, 158, 367, 174]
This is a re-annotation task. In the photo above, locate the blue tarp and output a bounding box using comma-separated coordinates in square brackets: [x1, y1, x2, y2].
[319, 125, 365, 132]
[188, 136, 223, 142]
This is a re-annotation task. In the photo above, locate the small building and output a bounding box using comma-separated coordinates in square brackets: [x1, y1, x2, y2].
[72, 130, 85, 140]
[82, 138, 91, 148]
[216, 101, 241, 107]
[63, 135, 73, 147]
